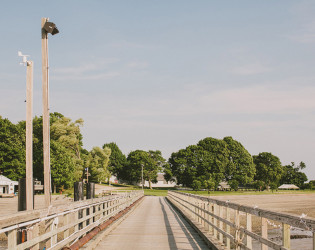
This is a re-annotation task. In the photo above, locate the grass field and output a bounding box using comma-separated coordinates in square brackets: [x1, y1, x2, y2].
[113, 185, 315, 197]
[61, 183, 315, 197]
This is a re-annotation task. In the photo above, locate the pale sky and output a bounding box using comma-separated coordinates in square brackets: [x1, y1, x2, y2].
[1, 1, 315, 180]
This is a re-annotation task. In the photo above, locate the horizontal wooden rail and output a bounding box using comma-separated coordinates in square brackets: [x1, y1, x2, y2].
[0, 190, 143, 249]
[168, 191, 315, 250]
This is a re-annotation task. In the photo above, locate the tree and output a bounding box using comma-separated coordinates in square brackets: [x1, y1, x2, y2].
[253, 152, 284, 189]
[192, 180, 201, 191]
[229, 179, 239, 191]
[269, 182, 278, 193]
[50, 113, 84, 181]
[223, 137, 255, 186]
[125, 150, 165, 188]
[103, 142, 127, 181]
[86, 147, 111, 183]
[32, 113, 85, 186]
[0, 116, 25, 180]
[252, 180, 266, 191]
[50, 140, 75, 190]
[168, 148, 195, 187]
[204, 175, 215, 194]
[197, 137, 230, 181]
[168, 137, 232, 188]
[280, 162, 308, 188]
[163, 163, 175, 183]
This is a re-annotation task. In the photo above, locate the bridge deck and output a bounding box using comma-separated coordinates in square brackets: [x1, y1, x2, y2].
[96, 196, 209, 250]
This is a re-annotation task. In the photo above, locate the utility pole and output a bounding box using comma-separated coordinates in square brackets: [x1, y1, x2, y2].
[86, 168, 89, 183]
[141, 165, 144, 190]
[26, 60, 34, 210]
[42, 17, 50, 207]
[18, 51, 34, 211]
[41, 17, 59, 207]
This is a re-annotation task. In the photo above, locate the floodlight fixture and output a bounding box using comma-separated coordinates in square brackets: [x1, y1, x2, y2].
[43, 21, 59, 35]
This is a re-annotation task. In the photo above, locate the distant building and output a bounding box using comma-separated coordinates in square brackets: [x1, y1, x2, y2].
[0, 175, 18, 195]
[217, 182, 231, 191]
[142, 173, 176, 188]
[278, 184, 299, 190]
[109, 175, 119, 184]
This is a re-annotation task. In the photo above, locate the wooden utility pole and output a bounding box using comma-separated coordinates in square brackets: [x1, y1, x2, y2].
[86, 168, 89, 183]
[41, 17, 51, 207]
[141, 165, 144, 190]
[26, 60, 34, 210]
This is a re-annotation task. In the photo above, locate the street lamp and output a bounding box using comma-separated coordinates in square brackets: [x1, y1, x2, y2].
[18, 51, 34, 211]
[41, 17, 59, 207]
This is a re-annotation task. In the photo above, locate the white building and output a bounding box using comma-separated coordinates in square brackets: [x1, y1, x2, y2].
[0, 175, 18, 194]
[142, 173, 176, 188]
[278, 184, 299, 190]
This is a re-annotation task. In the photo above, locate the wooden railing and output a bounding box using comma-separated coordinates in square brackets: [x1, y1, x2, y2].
[168, 191, 315, 250]
[0, 190, 143, 250]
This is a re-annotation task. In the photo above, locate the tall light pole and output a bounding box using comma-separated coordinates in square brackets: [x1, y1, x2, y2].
[18, 51, 34, 210]
[41, 17, 59, 207]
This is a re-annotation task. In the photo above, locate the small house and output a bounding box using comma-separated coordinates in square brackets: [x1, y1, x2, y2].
[142, 173, 176, 188]
[278, 184, 299, 190]
[0, 175, 18, 195]
[218, 182, 231, 191]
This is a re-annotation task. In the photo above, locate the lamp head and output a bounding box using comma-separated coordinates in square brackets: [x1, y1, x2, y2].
[43, 21, 59, 35]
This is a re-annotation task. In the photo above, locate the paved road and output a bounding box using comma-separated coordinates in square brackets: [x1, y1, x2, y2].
[96, 196, 209, 250]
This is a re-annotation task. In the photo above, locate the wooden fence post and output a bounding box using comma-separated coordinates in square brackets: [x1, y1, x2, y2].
[261, 217, 268, 250]
[213, 203, 218, 239]
[226, 207, 230, 249]
[30, 223, 40, 250]
[206, 202, 210, 231]
[219, 205, 223, 243]
[282, 223, 290, 249]
[235, 209, 240, 250]
[7, 229, 17, 249]
[246, 213, 252, 249]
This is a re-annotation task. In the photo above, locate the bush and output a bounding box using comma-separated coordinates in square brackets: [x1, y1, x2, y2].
[229, 180, 239, 191]
[192, 180, 202, 191]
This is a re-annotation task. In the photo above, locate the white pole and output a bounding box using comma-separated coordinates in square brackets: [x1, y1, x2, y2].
[141, 165, 144, 190]
[26, 60, 33, 210]
[41, 17, 51, 207]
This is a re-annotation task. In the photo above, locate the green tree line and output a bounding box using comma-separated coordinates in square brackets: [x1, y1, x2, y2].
[0, 113, 111, 192]
[165, 136, 308, 191]
[0, 114, 309, 191]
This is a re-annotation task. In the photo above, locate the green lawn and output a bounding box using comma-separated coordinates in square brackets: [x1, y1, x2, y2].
[61, 184, 315, 198]
[180, 189, 315, 196]
[145, 188, 315, 197]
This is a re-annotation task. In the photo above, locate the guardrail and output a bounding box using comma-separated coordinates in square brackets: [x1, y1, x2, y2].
[0, 190, 143, 250]
[168, 191, 315, 250]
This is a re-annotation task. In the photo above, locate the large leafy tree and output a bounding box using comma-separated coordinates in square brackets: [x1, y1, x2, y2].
[168, 136, 261, 189]
[126, 150, 165, 188]
[169, 137, 230, 188]
[103, 142, 127, 180]
[223, 136, 255, 185]
[50, 140, 76, 189]
[86, 146, 111, 183]
[0, 116, 25, 180]
[168, 148, 194, 186]
[50, 113, 84, 181]
[253, 152, 284, 189]
[280, 162, 308, 188]
[197, 137, 230, 185]
[32, 112, 85, 189]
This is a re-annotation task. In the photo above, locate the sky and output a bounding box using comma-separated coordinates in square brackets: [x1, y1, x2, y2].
[1, 1, 315, 179]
